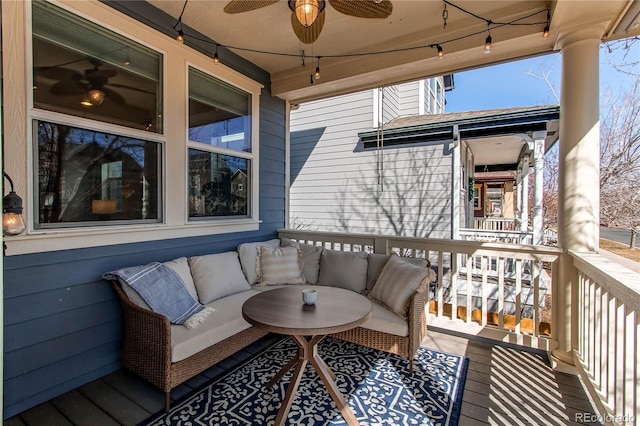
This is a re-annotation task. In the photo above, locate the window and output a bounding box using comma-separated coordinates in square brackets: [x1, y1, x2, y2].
[35, 121, 161, 227]
[32, 1, 162, 133]
[473, 184, 482, 210]
[31, 1, 163, 229]
[188, 67, 252, 219]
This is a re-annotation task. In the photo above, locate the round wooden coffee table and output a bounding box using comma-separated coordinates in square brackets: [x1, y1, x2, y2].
[242, 285, 372, 426]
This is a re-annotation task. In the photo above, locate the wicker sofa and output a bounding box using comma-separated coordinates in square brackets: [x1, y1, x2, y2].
[109, 238, 434, 411]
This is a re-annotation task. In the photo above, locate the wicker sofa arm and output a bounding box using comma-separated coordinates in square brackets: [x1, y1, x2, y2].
[408, 288, 428, 361]
[111, 281, 173, 390]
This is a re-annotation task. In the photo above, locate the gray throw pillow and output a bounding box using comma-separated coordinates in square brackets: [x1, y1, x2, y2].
[188, 251, 251, 304]
[237, 239, 281, 285]
[317, 249, 368, 293]
[281, 237, 324, 284]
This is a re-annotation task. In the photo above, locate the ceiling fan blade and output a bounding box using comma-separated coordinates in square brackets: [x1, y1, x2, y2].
[50, 80, 86, 96]
[85, 68, 117, 80]
[291, 10, 325, 44]
[108, 83, 155, 95]
[328, 0, 392, 19]
[224, 0, 279, 14]
[35, 67, 81, 81]
[103, 88, 125, 105]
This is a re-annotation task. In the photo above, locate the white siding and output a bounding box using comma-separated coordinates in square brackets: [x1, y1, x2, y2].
[290, 84, 453, 238]
[397, 81, 421, 116]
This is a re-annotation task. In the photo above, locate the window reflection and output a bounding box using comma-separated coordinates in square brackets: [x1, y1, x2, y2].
[32, 1, 162, 133]
[188, 149, 249, 218]
[36, 121, 161, 226]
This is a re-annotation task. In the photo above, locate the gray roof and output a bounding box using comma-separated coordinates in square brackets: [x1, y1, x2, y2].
[382, 105, 559, 131]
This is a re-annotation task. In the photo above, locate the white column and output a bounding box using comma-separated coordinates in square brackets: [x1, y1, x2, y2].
[515, 167, 522, 229]
[532, 131, 546, 245]
[553, 26, 604, 364]
[520, 159, 529, 233]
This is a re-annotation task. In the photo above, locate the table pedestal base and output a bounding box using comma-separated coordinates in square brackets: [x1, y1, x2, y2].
[267, 335, 360, 426]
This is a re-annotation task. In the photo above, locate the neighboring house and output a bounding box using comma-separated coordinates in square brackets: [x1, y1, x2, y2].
[291, 103, 559, 243]
[290, 79, 451, 238]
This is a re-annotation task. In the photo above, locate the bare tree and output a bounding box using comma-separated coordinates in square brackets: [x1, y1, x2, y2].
[527, 44, 640, 247]
[598, 76, 640, 234]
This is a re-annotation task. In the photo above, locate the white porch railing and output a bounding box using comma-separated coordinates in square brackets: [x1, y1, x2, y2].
[278, 229, 638, 422]
[278, 229, 561, 350]
[473, 217, 517, 231]
[571, 251, 639, 425]
[460, 228, 533, 244]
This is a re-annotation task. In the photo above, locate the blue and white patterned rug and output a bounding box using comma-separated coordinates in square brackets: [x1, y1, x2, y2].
[141, 336, 468, 426]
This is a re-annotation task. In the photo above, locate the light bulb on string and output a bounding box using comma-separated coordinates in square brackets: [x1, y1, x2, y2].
[484, 33, 492, 53]
[437, 44, 444, 58]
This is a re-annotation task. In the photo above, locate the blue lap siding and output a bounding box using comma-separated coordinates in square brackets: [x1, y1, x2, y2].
[3, 3, 286, 417]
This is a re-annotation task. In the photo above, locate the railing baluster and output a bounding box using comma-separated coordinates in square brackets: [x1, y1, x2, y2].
[606, 292, 615, 411]
[498, 257, 504, 330]
[481, 256, 488, 326]
[515, 259, 522, 335]
[594, 285, 602, 390]
[451, 252, 458, 321]
[437, 252, 444, 318]
[466, 254, 472, 324]
[615, 299, 625, 416]
[532, 261, 539, 338]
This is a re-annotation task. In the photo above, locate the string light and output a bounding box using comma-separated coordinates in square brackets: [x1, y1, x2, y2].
[171, 0, 548, 83]
[484, 32, 492, 53]
[315, 57, 321, 80]
[543, 10, 550, 38]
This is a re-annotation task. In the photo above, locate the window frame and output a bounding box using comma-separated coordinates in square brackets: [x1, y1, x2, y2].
[31, 112, 165, 229]
[185, 62, 261, 224]
[4, 0, 264, 255]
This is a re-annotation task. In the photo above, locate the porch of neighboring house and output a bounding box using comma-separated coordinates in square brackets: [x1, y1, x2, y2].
[5, 328, 600, 426]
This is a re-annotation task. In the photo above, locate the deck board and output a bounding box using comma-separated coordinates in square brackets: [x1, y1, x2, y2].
[78, 379, 150, 425]
[50, 390, 120, 426]
[6, 329, 602, 425]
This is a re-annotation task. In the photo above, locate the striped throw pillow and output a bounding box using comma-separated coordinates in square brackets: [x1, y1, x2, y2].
[370, 253, 431, 319]
[256, 246, 306, 286]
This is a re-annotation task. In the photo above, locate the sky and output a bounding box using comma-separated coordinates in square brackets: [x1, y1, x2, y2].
[445, 42, 639, 113]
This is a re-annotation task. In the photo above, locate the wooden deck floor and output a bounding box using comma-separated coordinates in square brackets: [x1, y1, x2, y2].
[5, 329, 601, 426]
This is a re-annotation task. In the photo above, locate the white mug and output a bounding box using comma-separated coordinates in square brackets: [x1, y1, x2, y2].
[302, 289, 317, 305]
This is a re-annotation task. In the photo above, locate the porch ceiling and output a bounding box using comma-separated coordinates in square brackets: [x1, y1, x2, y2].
[146, 0, 640, 103]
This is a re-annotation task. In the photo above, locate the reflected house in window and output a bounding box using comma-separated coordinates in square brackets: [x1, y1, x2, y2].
[188, 149, 248, 218]
[36, 122, 159, 226]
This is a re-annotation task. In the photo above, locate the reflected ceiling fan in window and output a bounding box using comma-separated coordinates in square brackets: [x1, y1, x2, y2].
[37, 59, 150, 108]
[223, 0, 393, 44]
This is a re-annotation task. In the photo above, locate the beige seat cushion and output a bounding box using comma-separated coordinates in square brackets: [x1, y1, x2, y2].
[360, 300, 408, 337]
[170, 290, 258, 362]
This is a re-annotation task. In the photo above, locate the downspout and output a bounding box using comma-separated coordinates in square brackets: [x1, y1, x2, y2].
[451, 124, 460, 239]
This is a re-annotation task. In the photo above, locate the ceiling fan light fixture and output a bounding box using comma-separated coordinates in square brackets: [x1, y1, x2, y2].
[88, 89, 106, 106]
[289, 0, 325, 27]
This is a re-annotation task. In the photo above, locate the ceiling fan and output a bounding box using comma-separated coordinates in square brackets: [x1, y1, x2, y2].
[37, 59, 147, 108]
[223, 0, 393, 44]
